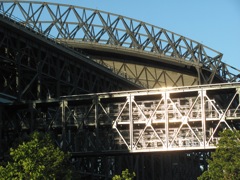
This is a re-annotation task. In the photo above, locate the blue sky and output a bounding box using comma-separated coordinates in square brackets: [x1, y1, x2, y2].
[44, 0, 240, 69]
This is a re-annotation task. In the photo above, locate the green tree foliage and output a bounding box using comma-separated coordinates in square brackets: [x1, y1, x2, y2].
[112, 169, 136, 180]
[0, 131, 71, 179]
[198, 130, 240, 180]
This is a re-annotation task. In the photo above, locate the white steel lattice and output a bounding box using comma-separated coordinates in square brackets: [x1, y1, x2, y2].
[15, 83, 240, 153]
[110, 90, 240, 152]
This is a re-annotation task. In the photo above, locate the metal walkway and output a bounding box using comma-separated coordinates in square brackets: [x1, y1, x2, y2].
[7, 83, 240, 154]
[0, 1, 240, 179]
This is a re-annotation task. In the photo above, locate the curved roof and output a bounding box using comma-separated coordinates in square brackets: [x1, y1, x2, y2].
[0, 1, 239, 83]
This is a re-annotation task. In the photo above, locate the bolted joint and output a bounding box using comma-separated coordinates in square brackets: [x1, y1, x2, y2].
[60, 100, 68, 108]
[198, 90, 206, 96]
[127, 95, 134, 102]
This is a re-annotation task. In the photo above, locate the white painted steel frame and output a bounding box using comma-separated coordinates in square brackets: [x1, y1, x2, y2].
[48, 83, 240, 153]
[110, 86, 240, 152]
[8, 83, 240, 153]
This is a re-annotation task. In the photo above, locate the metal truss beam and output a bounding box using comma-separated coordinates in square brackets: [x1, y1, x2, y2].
[2, 83, 239, 179]
[0, 1, 239, 85]
[0, 1, 240, 179]
[0, 14, 140, 101]
[3, 83, 240, 154]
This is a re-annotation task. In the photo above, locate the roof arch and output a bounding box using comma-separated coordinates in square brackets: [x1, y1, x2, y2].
[0, 1, 239, 84]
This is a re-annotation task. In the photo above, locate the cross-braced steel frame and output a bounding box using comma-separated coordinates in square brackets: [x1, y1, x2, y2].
[2, 83, 240, 179]
[0, 1, 239, 89]
[0, 1, 240, 179]
[0, 13, 139, 101]
[7, 83, 240, 152]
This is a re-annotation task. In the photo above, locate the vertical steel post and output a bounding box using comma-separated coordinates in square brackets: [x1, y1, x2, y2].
[200, 90, 206, 147]
[37, 60, 41, 100]
[164, 92, 169, 148]
[29, 102, 36, 132]
[61, 100, 67, 151]
[196, 67, 202, 85]
[128, 95, 133, 151]
[237, 88, 240, 102]
[15, 40, 21, 101]
[94, 96, 99, 149]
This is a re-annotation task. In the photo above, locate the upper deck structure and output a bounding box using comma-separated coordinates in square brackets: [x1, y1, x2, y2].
[0, 1, 240, 179]
[0, 1, 239, 91]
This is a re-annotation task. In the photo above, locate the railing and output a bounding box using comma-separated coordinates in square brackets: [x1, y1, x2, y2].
[10, 83, 240, 153]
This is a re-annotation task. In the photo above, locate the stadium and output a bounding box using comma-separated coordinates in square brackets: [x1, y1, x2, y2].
[0, 1, 240, 179]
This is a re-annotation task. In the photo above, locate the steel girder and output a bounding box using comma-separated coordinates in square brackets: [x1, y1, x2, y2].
[3, 83, 240, 153]
[3, 83, 239, 179]
[0, 1, 240, 179]
[0, 14, 140, 101]
[0, 1, 239, 87]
